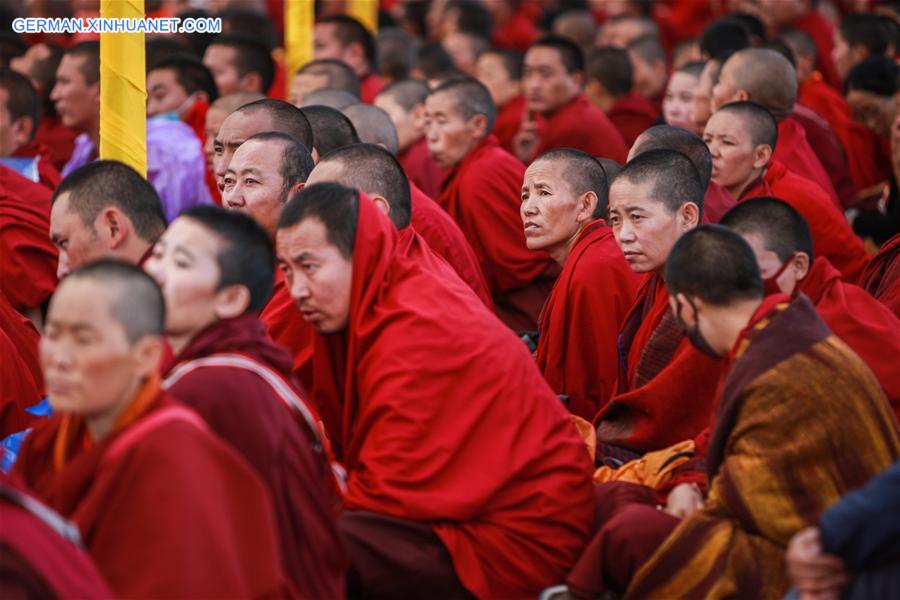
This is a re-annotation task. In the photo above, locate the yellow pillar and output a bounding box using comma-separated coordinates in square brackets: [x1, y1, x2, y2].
[99, 0, 146, 176]
[285, 0, 315, 78]
[347, 0, 378, 33]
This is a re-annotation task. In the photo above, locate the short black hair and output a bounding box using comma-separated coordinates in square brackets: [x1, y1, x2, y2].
[586, 46, 632, 96]
[675, 60, 706, 78]
[699, 18, 751, 60]
[377, 28, 416, 82]
[243, 131, 315, 199]
[180, 204, 275, 313]
[533, 148, 610, 219]
[780, 28, 818, 62]
[319, 14, 377, 69]
[318, 143, 412, 229]
[615, 149, 705, 216]
[714, 101, 779, 149]
[529, 35, 585, 73]
[296, 59, 361, 98]
[729, 12, 766, 41]
[52, 160, 167, 241]
[415, 43, 456, 79]
[428, 76, 496, 134]
[278, 183, 359, 260]
[379, 78, 430, 111]
[25, 43, 64, 116]
[299, 105, 360, 156]
[665, 225, 763, 306]
[342, 104, 400, 155]
[839, 14, 892, 57]
[446, 0, 494, 39]
[631, 125, 713, 188]
[65, 259, 165, 343]
[218, 7, 278, 51]
[208, 34, 275, 92]
[145, 37, 190, 67]
[0, 32, 27, 68]
[720, 196, 814, 262]
[481, 49, 524, 81]
[844, 56, 898, 97]
[0, 68, 40, 140]
[235, 98, 314, 149]
[627, 35, 666, 66]
[148, 53, 218, 102]
[64, 41, 100, 85]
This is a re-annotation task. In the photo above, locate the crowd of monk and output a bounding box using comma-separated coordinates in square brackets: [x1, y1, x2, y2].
[1, 0, 899, 598]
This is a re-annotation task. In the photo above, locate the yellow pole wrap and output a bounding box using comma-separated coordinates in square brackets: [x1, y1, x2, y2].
[348, 0, 378, 32]
[285, 0, 314, 78]
[99, 0, 146, 177]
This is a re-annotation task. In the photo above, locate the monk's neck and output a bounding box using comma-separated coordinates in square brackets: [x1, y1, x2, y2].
[728, 167, 767, 199]
[85, 378, 143, 442]
[549, 223, 590, 265]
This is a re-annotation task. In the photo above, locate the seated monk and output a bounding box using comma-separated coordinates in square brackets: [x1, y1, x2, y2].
[288, 58, 361, 107]
[274, 183, 595, 598]
[475, 49, 526, 154]
[0, 290, 41, 437]
[0, 69, 61, 190]
[595, 149, 725, 459]
[145, 205, 347, 598]
[522, 148, 640, 420]
[426, 77, 558, 330]
[514, 36, 628, 164]
[629, 124, 736, 224]
[860, 233, 900, 318]
[722, 197, 900, 419]
[704, 101, 870, 282]
[662, 60, 705, 135]
[13, 260, 292, 598]
[626, 225, 900, 598]
[49, 160, 166, 282]
[712, 47, 841, 207]
[202, 91, 265, 200]
[298, 105, 358, 159]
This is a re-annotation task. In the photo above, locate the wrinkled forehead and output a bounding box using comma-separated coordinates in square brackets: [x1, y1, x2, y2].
[231, 138, 285, 167]
[525, 158, 571, 187]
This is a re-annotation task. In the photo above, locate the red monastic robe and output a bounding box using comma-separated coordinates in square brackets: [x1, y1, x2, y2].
[31, 115, 78, 173]
[532, 94, 629, 163]
[409, 182, 493, 307]
[437, 135, 558, 330]
[360, 73, 384, 104]
[536, 220, 642, 420]
[740, 160, 870, 283]
[0, 164, 57, 312]
[14, 384, 292, 598]
[399, 136, 449, 200]
[793, 10, 842, 88]
[607, 94, 660, 148]
[162, 315, 346, 599]
[792, 105, 855, 207]
[776, 116, 841, 207]
[494, 95, 526, 154]
[492, 6, 539, 51]
[325, 195, 594, 598]
[702, 181, 737, 224]
[594, 274, 725, 455]
[861, 233, 900, 318]
[260, 270, 316, 388]
[12, 140, 62, 191]
[0, 290, 42, 437]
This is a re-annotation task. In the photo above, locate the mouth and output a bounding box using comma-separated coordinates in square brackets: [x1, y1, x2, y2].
[299, 307, 322, 323]
[224, 201, 244, 210]
[45, 378, 77, 396]
[622, 250, 642, 260]
[523, 221, 540, 234]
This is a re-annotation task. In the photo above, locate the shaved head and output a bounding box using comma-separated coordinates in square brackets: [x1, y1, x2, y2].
[720, 196, 813, 262]
[342, 104, 400, 155]
[210, 91, 266, 114]
[298, 88, 360, 110]
[427, 77, 496, 134]
[378, 78, 429, 111]
[714, 101, 778, 149]
[234, 98, 314, 149]
[615, 149, 704, 215]
[295, 59, 361, 97]
[630, 125, 713, 188]
[299, 105, 360, 157]
[533, 148, 610, 218]
[718, 48, 797, 119]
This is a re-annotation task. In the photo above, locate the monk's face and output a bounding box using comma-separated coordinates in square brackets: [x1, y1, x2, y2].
[521, 159, 594, 261]
[204, 106, 227, 171]
[710, 59, 742, 113]
[424, 90, 484, 167]
[276, 218, 353, 334]
[50, 53, 99, 132]
[608, 178, 695, 273]
[144, 217, 226, 346]
[50, 193, 106, 279]
[42, 278, 151, 429]
[628, 50, 667, 100]
[203, 44, 242, 97]
[740, 230, 808, 296]
[222, 139, 289, 238]
[703, 111, 768, 197]
[692, 61, 718, 130]
[288, 72, 330, 107]
[663, 71, 700, 134]
[476, 52, 521, 109]
[375, 94, 422, 153]
[213, 109, 274, 188]
[146, 67, 192, 118]
[523, 46, 582, 114]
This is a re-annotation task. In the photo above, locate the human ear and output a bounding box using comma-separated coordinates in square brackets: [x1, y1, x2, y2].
[133, 336, 164, 378]
[215, 284, 251, 320]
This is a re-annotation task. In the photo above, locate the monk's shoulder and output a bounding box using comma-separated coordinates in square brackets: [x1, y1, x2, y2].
[458, 146, 524, 188]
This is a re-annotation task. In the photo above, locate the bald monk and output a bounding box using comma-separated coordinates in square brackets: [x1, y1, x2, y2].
[522, 149, 640, 420]
[629, 125, 736, 224]
[289, 58, 360, 107]
[13, 260, 291, 598]
[298, 88, 360, 111]
[49, 160, 166, 278]
[711, 48, 841, 207]
[0, 164, 57, 315]
[475, 49, 526, 154]
[626, 225, 899, 598]
[426, 77, 558, 330]
[596, 150, 725, 459]
[703, 101, 869, 282]
[299, 105, 359, 159]
[722, 197, 900, 419]
[375, 79, 449, 198]
[515, 36, 628, 164]
[202, 91, 264, 199]
[212, 98, 314, 186]
[861, 233, 900, 318]
[306, 143, 492, 307]
[342, 104, 399, 154]
[145, 206, 346, 598]
[275, 183, 594, 597]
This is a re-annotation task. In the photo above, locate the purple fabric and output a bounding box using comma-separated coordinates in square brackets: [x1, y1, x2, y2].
[61, 119, 211, 222]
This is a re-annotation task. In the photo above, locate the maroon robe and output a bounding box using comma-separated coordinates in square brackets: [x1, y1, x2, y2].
[775, 116, 840, 208]
[791, 104, 855, 207]
[260, 270, 316, 389]
[861, 233, 900, 318]
[608, 94, 660, 148]
[360, 73, 384, 104]
[702, 181, 736, 224]
[494, 95, 526, 154]
[12, 140, 62, 191]
[32, 115, 78, 172]
[532, 94, 628, 164]
[399, 136, 449, 199]
[0, 290, 41, 437]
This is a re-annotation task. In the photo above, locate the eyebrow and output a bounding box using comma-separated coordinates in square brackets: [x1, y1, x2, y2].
[238, 167, 262, 177]
[172, 244, 196, 262]
[290, 250, 316, 262]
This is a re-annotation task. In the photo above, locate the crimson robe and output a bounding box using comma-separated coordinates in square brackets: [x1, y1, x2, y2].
[14, 384, 291, 598]
[701, 181, 736, 224]
[409, 182, 493, 307]
[162, 315, 346, 599]
[437, 135, 557, 330]
[322, 195, 594, 598]
[492, 6, 538, 51]
[861, 233, 900, 318]
[607, 94, 660, 149]
[260, 270, 316, 388]
[792, 105, 855, 207]
[399, 136, 449, 199]
[776, 116, 841, 208]
[360, 73, 384, 104]
[740, 160, 870, 283]
[494, 94, 526, 154]
[532, 94, 628, 164]
[594, 274, 725, 455]
[0, 290, 42, 437]
[793, 10, 842, 88]
[0, 164, 57, 312]
[12, 140, 62, 191]
[32, 115, 78, 173]
[536, 220, 642, 420]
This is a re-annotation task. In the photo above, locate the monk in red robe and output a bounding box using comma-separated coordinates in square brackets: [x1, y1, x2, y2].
[145, 206, 347, 598]
[704, 102, 869, 282]
[475, 49, 527, 154]
[762, 0, 842, 87]
[515, 36, 628, 164]
[13, 261, 291, 598]
[426, 77, 558, 330]
[596, 149, 725, 459]
[723, 197, 900, 418]
[861, 233, 900, 318]
[314, 15, 383, 103]
[523, 149, 641, 420]
[0, 292, 40, 438]
[491, 0, 539, 51]
[275, 183, 594, 598]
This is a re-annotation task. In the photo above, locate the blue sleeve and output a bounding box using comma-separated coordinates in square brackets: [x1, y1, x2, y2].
[819, 461, 900, 570]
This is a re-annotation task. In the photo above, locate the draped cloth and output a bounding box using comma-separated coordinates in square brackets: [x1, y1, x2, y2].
[861, 233, 900, 318]
[627, 296, 900, 599]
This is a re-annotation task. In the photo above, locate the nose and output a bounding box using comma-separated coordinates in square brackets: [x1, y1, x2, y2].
[56, 253, 70, 279]
[521, 195, 538, 218]
[617, 220, 636, 244]
[288, 272, 310, 303]
[214, 150, 232, 182]
[143, 255, 164, 285]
